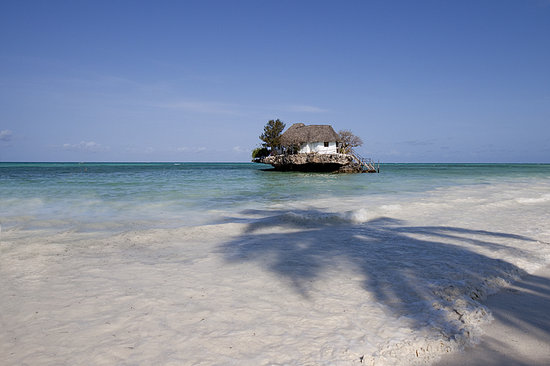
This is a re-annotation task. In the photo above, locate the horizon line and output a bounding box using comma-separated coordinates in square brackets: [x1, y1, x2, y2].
[1, 161, 549, 165]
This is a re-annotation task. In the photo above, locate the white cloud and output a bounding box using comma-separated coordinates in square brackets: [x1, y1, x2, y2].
[62, 141, 108, 153]
[0, 129, 13, 141]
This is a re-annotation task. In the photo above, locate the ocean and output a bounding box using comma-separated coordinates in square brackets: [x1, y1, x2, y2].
[2, 162, 550, 365]
[2, 162, 549, 231]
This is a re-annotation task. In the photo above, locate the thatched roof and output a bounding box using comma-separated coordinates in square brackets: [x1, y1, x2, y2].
[280, 123, 341, 146]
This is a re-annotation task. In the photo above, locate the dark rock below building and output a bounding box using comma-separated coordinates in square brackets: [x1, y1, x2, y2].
[260, 153, 370, 173]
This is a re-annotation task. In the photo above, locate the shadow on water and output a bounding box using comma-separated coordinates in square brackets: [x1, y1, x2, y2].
[218, 208, 545, 347]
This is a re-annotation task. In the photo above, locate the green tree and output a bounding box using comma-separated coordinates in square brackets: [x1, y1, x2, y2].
[259, 119, 286, 152]
[338, 129, 363, 154]
[251, 147, 269, 160]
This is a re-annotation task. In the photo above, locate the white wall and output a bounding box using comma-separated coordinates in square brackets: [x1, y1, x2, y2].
[299, 141, 338, 154]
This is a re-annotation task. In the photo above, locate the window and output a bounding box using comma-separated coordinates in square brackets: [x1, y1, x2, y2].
[324, 142, 329, 148]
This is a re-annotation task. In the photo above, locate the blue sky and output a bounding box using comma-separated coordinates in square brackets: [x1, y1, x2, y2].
[1, 0, 549, 162]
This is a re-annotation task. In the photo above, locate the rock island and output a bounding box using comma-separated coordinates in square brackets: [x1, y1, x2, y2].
[254, 122, 378, 173]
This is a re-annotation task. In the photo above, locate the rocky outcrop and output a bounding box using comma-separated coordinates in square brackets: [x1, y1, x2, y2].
[259, 153, 367, 173]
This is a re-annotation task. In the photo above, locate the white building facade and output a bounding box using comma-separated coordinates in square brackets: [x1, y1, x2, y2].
[298, 141, 338, 154]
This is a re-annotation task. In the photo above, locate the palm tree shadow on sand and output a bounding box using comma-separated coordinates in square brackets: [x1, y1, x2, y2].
[218, 208, 544, 352]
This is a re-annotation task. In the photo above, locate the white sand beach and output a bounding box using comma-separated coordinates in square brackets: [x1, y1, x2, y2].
[2, 181, 550, 365]
[434, 264, 550, 365]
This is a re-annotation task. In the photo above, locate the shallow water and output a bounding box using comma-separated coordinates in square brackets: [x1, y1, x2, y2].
[2, 162, 549, 229]
[1, 163, 550, 365]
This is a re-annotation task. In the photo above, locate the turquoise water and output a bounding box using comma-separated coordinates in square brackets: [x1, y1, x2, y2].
[1, 162, 549, 230]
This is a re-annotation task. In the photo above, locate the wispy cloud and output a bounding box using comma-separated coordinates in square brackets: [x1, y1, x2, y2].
[176, 146, 207, 153]
[0, 129, 13, 142]
[401, 139, 436, 147]
[232, 146, 248, 153]
[62, 141, 109, 153]
[123, 146, 157, 155]
[287, 105, 329, 113]
[154, 100, 241, 115]
[152, 99, 328, 116]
